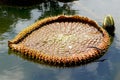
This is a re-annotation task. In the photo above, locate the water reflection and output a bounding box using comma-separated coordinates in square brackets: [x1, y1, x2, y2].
[38, 1, 76, 18]
[0, 0, 77, 6]
[0, 0, 46, 6]
[0, 7, 31, 35]
[0, 1, 76, 35]
[0, 68, 24, 80]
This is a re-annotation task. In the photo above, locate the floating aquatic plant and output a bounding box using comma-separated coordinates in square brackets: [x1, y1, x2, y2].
[8, 15, 110, 67]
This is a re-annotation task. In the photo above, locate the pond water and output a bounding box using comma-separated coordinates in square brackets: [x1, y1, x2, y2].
[0, 0, 120, 80]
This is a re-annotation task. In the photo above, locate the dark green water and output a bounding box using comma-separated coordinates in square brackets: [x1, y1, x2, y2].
[0, 0, 120, 80]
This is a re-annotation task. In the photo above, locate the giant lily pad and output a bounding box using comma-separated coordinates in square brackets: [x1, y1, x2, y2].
[8, 15, 110, 66]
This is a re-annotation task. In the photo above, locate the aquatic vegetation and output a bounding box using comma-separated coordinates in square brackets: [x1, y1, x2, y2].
[8, 15, 110, 67]
[102, 15, 115, 36]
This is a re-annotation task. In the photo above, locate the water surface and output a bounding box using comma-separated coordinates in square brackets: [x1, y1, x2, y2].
[0, 0, 120, 80]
